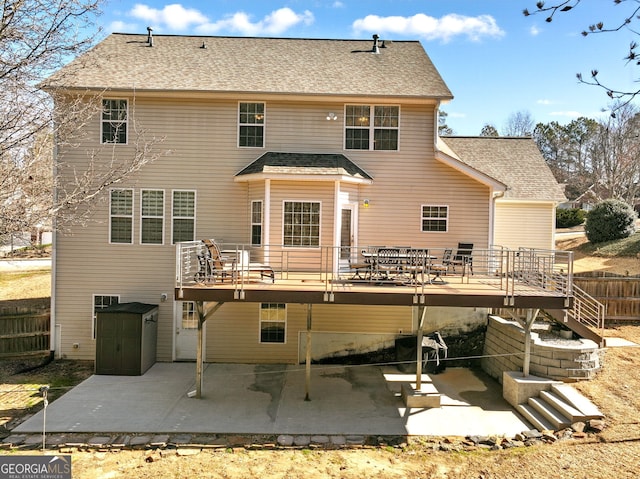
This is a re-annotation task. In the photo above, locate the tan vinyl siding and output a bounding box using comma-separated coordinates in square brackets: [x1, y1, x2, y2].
[204, 303, 413, 364]
[494, 201, 556, 250]
[53, 96, 491, 361]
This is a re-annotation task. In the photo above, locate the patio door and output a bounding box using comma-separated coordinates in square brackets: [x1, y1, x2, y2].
[175, 301, 198, 360]
[340, 204, 357, 267]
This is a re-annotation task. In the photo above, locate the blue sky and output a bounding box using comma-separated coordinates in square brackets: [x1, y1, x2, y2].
[99, 0, 639, 135]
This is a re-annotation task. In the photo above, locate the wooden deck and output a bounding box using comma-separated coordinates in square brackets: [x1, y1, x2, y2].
[176, 273, 572, 310]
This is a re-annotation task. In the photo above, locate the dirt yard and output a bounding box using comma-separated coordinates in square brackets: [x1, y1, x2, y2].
[2, 240, 640, 478]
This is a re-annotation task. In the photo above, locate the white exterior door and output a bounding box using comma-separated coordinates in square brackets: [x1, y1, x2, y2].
[340, 204, 358, 267]
[175, 301, 198, 360]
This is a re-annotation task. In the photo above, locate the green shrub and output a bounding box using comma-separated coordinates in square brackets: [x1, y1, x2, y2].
[556, 208, 585, 228]
[585, 199, 638, 244]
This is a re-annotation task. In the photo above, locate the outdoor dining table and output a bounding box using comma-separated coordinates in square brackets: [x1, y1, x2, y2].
[359, 248, 439, 284]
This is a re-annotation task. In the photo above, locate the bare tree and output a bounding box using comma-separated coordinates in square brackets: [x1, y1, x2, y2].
[524, 1, 640, 111]
[503, 110, 535, 137]
[1, 0, 165, 242]
[589, 102, 640, 204]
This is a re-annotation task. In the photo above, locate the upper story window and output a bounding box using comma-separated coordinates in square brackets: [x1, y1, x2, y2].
[239, 102, 265, 147]
[251, 200, 263, 246]
[283, 201, 320, 247]
[110, 189, 133, 243]
[421, 205, 448, 232]
[345, 105, 399, 151]
[172, 190, 196, 243]
[140, 189, 164, 244]
[102, 99, 128, 144]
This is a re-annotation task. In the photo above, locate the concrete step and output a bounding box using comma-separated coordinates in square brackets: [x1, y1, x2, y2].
[539, 391, 584, 423]
[516, 403, 555, 432]
[551, 384, 604, 420]
[528, 397, 572, 430]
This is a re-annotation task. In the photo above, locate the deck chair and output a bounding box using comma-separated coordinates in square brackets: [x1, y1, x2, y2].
[428, 249, 452, 283]
[450, 243, 474, 276]
[375, 248, 401, 281]
[201, 239, 237, 282]
[405, 248, 429, 284]
[203, 239, 275, 283]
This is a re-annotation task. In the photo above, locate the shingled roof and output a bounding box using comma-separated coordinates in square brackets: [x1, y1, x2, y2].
[44, 34, 452, 99]
[236, 152, 373, 182]
[440, 137, 566, 202]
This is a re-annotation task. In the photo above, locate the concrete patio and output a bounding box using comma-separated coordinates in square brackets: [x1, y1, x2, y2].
[14, 363, 532, 438]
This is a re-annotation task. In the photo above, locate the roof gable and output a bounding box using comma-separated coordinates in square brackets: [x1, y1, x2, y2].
[440, 136, 566, 202]
[44, 34, 452, 100]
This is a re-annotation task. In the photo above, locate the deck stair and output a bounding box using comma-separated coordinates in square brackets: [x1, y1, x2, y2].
[516, 384, 604, 432]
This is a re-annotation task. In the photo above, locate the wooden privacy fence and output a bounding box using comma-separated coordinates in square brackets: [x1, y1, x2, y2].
[0, 298, 50, 358]
[574, 273, 640, 322]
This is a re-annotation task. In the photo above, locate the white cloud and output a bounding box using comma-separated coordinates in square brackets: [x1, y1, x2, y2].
[130, 3, 208, 31]
[196, 7, 314, 36]
[109, 20, 139, 33]
[352, 13, 504, 42]
[530, 25, 540, 36]
[550, 110, 583, 118]
[333, 1, 345, 7]
[447, 112, 466, 118]
[537, 99, 554, 105]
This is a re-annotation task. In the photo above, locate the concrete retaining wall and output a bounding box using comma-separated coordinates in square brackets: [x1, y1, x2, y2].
[482, 315, 601, 383]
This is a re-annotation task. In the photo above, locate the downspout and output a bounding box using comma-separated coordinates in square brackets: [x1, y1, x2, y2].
[489, 189, 504, 247]
[50, 115, 59, 358]
[333, 181, 340, 274]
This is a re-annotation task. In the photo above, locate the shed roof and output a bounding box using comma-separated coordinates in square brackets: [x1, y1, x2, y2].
[236, 152, 373, 181]
[44, 34, 452, 100]
[440, 136, 566, 202]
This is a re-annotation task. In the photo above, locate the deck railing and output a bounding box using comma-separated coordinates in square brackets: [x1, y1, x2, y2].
[176, 242, 575, 303]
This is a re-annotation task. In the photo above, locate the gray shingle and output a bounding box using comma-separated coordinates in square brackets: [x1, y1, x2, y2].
[236, 152, 372, 180]
[441, 136, 566, 202]
[44, 34, 452, 99]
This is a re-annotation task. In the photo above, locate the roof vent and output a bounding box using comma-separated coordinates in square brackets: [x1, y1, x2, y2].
[200, 41, 207, 49]
[147, 26, 153, 47]
[372, 34, 380, 54]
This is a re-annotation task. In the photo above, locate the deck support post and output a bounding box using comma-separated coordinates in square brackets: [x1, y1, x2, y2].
[305, 303, 313, 401]
[194, 301, 225, 399]
[522, 308, 539, 377]
[415, 305, 427, 391]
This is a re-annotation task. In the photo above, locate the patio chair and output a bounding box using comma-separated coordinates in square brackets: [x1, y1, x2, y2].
[204, 239, 275, 283]
[348, 250, 372, 281]
[375, 248, 401, 281]
[200, 239, 237, 282]
[405, 248, 429, 284]
[450, 243, 474, 276]
[428, 249, 452, 284]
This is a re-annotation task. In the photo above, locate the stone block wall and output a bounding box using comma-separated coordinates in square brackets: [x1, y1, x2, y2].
[482, 315, 602, 383]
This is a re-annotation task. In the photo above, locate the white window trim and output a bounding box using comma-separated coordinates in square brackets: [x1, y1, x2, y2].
[281, 200, 322, 249]
[101, 98, 129, 145]
[92, 294, 120, 340]
[343, 104, 400, 151]
[259, 303, 287, 344]
[109, 188, 134, 244]
[421, 204, 449, 233]
[251, 200, 263, 246]
[238, 101, 266, 148]
[140, 189, 165, 245]
[171, 189, 197, 244]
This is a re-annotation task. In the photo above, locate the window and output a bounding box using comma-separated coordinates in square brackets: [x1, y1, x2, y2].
[283, 201, 320, 247]
[93, 294, 119, 339]
[251, 200, 263, 246]
[239, 102, 265, 147]
[102, 99, 128, 144]
[181, 302, 197, 330]
[110, 189, 133, 243]
[345, 104, 399, 151]
[421, 205, 448, 232]
[172, 190, 196, 243]
[141, 190, 164, 244]
[259, 303, 286, 343]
